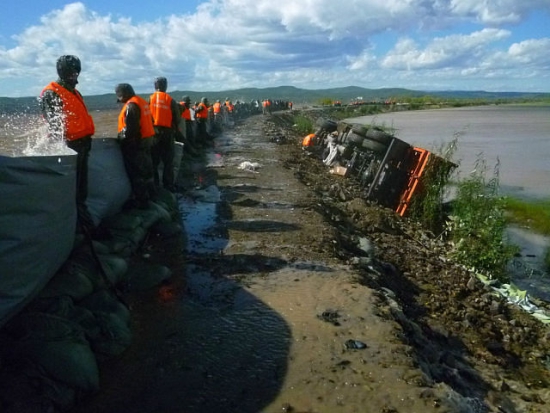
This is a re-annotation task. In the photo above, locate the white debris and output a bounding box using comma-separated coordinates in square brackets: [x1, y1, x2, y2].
[237, 161, 261, 172]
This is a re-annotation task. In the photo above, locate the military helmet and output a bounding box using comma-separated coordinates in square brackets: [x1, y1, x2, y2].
[56, 55, 81, 79]
[154, 76, 168, 92]
[115, 83, 136, 103]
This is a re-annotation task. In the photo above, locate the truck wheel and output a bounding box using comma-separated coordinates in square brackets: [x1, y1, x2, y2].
[351, 124, 369, 137]
[365, 128, 394, 145]
[347, 132, 364, 145]
[315, 118, 338, 133]
[361, 138, 388, 153]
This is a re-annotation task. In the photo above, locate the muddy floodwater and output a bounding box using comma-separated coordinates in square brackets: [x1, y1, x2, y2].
[346, 105, 550, 200]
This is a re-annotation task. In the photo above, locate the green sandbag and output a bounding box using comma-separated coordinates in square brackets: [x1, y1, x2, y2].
[126, 262, 172, 291]
[10, 312, 99, 392]
[126, 202, 171, 229]
[110, 226, 148, 250]
[90, 312, 133, 357]
[79, 289, 131, 325]
[28, 296, 102, 341]
[80, 254, 128, 289]
[101, 213, 143, 230]
[38, 268, 94, 301]
[79, 289, 132, 357]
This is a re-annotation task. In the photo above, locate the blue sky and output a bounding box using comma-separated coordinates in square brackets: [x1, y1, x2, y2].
[0, 0, 549, 97]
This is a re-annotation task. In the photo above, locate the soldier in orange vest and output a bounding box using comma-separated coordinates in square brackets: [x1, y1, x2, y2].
[116, 83, 157, 208]
[149, 77, 180, 191]
[39, 55, 96, 235]
[179, 95, 198, 153]
[195, 97, 211, 146]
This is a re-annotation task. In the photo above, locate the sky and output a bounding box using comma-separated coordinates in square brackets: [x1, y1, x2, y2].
[0, 0, 549, 98]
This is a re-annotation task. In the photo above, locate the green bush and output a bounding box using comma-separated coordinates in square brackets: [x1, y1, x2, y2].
[292, 114, 314, 135]
[446, 157, 519, 282]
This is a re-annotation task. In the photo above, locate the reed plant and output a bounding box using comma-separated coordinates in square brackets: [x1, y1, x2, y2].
[409, 135, 458, 234]
[445, 157, 519, 282]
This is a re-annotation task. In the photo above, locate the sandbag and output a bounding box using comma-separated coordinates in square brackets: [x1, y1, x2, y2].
[0, 154, 77, 327]
[126, 263, 172, 291]
[9, 312, 100, 392]
[87, 137, 132, 226]
[79, 289, 132, 357]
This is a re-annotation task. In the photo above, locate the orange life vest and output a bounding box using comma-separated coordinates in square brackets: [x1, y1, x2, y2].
[212, 102, 222, 114]
[118, 96, 155, 139]
[225, 101, 234, 112]
[149, 91, 173, 127]
[41, 82, 95, 141]
[302, 133, 316, 147]
[195, 102, 209, 119]
[179, 103, 191, 120]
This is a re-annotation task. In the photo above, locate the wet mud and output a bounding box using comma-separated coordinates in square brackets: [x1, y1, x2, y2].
[70, 111, 550, 413]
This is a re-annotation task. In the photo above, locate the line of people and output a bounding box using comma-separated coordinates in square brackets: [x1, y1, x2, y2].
[38, 54, 292, 238]
[38, 54, 223, 237]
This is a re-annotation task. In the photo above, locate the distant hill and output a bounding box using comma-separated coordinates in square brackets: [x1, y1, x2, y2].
[1, 86, 548, 114]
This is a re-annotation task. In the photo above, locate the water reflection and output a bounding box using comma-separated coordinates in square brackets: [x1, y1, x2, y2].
[172, 186, 291, 413]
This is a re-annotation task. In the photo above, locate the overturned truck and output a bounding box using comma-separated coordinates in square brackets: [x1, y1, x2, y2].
[313, 118, 456, 216]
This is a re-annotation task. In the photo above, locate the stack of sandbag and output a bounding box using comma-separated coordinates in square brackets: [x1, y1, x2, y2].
[0, 190, 180, 412]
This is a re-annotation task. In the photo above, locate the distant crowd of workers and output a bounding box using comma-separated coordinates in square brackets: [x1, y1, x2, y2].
[38, 55, 293, 239]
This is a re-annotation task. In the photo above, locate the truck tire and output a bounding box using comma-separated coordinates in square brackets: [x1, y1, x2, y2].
[365, 128, 394, 145]
[361, 139, 387, 153]
[351, 124, 369, 137]
[315, 118, 338, 133]
[347, 132, 364, 145]
[337, 122, 351, 134]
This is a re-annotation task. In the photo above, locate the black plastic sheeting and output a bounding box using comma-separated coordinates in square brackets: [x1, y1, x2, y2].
[0, 154, 77, 327]
[0, 138, 183, 328]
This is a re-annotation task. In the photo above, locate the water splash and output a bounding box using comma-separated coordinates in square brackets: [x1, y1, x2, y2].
[0, 111, 73, 157]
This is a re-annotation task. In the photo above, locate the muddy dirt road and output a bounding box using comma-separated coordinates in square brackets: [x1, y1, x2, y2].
[72, 112, 550, 413]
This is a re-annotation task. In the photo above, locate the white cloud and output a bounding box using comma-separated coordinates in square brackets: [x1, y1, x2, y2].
[0, 1, 549, 97]
[381, 28, 511, 70]
[449, 0, 550, 25]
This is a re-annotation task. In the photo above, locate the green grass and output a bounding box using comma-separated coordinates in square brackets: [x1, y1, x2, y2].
[292, 114, 314, 135]
[504, 197, 550, 236]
